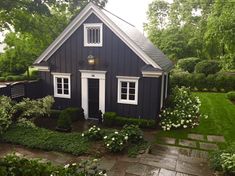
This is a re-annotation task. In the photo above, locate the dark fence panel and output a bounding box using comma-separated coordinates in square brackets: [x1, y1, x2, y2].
[0, 80, 43, 100]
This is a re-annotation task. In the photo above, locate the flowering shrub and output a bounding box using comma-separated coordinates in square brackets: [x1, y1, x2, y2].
[82, 125, 103, 140]
[0, 96, 15, 135]
[159, 87, 205, 131]
[14, 96, 54, 119]
[103, 131, 126, 152]
[17, 118, 36, 128]
[0, 153, 106, 176]
[210, 143, 235, 175]
[121, 125, 143, 143]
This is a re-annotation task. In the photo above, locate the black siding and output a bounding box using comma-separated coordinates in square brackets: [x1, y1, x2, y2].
[39, 13, 162, 119]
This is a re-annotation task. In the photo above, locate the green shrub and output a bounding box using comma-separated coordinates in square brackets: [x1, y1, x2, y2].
[1, 124, 88, 155]
[0, 77, 5, 82]
[210, 143, 235, 175]
[103, 131, 126, 152]
[121, 125, 143, 143]
[177, 57, 201, 73]
[82, 125, 103, 140]
[103, 112, 156, 129]
[195, 60, 221, 75]
[64, 107, 84, 122]
[0, 153, 106, 176]
[5, 75, 14, 81]
[170, 72, 235, 92]
[227, 91, 235, 102]
[159, 87, 207, 131]
[0, 96, 14, 135]
[57, 110, 72, 130]
[30, 70, 39, 78]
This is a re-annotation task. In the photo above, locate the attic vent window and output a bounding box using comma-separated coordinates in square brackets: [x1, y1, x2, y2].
[84, 23, 103, 47]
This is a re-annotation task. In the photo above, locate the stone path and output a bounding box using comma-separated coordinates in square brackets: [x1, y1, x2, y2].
[0, 133, 225, 176]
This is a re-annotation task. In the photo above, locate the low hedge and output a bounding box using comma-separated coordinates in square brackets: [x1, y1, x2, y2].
[177, 57, 201, 73]
[1, 124, 89, 155]
[103, 112, 156, 128]
[195, 60, 221, 75]
[50, 108, 84, 122]
[227, 91, 235, 102]
[0, 74, 38, 82]
[170, 72, 235, 92]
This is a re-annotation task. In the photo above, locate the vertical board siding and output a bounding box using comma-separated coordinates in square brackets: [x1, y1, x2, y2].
[39, 13, 161, 119]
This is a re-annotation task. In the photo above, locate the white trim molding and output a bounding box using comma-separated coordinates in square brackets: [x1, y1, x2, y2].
[160, 72, 165, 109]
[34, 3, 162, 70]
[52, 72, 71, 99]
[165, 72, 168, 99]
[142, 71, 162, 78]
[34, 66, 50, 72]
[84, 23, 103, 47]
[116, 76, 139, 105]
[80, 70, 106, 119]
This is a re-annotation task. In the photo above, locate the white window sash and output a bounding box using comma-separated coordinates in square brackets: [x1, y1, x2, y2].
[52, 73, 71, 99]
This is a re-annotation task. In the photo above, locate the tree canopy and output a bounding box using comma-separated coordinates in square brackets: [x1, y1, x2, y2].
[145, 0, 235, 70]
[0, 0, 107, 76]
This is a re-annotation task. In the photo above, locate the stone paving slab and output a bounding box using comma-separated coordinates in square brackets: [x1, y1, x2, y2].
[178, 139, 197, 148]
[190, 149, 208, 159]
[207, 135, 225, 143]
[188, 134, 205, 141]
[160, 137, 176, 145]
[159, 168, 176, 176]
[199, 142, 219, 150]
[176, 172, 192, 176]
[99, 158, 116, 171]
[176, 160, 213, 176]
[126, 163, 148, 176]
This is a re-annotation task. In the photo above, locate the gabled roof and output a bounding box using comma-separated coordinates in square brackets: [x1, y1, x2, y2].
[34, 2, 173, 72]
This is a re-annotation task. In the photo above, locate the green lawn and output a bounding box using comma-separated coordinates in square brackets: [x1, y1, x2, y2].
[156, 92, 235, 146]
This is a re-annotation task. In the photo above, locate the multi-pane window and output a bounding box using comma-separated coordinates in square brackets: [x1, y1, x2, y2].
[117, 76, 139, 105]
[53, 73, 71, 98]
[84, 23, 103, 47]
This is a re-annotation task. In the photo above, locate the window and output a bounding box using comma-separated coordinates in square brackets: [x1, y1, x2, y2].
[117, 76, 139, 105]
[84, 23, 103, 47]
[52, 73, 71, 98]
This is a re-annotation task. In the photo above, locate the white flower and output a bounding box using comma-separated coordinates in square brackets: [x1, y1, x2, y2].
[72, 163, 76, 166]
[97, 128, 100, 130]
[112, 137, 115, 141]
[104, 136, 107, 139]
[204, 115, 208, 119]
[93, 159, 98, 162]
[107, 144, 110, 147]
[124, 136, 128, 140]
[120, 142, 123, 145]
[188, 114, 191, 117]
[64, 164, 70, 168]
[183, 125, 187, 128]
[115, 131, 118, 134]
[81, 133, 84, 137]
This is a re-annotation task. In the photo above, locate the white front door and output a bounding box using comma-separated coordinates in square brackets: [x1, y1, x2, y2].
[80, 70, 106, 119]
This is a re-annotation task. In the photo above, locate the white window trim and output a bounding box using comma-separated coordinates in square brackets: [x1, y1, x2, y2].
[84, 23, 103, 47]
[165, 73, 168, 99]
[160, 73, 165, 109]
[52, 72, 71, 99]
[117, 76, 139, 105]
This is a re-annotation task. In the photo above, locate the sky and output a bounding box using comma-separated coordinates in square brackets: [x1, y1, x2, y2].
[105, 0, 153, 32]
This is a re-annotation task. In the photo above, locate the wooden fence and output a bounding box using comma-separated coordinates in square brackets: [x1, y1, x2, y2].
[0, 80, 42, 101]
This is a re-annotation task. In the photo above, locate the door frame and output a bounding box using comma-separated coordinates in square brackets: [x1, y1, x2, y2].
[80, 70, 106, 119]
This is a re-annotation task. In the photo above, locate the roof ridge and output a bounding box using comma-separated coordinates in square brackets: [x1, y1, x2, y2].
[100, 8, 136, 27]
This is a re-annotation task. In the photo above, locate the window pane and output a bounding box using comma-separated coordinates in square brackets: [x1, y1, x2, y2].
[129, 95, 135, 100]
[57, 78, 62, 83]
[121, 88, 127, 93]
[121, 82, 127, 88]
[57, 83, 62, 89]
[64, 89, 69, 95]
[121, 94, 127, 100]
[57, 89, 62, 94]
[64, 78, 68, 84]
[129, 88, 135, 94]
[129, 82, 135, 88]
[64, 84, 68, 89]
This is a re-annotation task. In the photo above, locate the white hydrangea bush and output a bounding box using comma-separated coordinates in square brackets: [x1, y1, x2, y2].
[103, 131, 127, 152]
[159, 87, 207, 131]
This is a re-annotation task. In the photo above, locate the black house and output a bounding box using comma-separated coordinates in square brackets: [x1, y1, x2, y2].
[33, 2, 173, 120]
